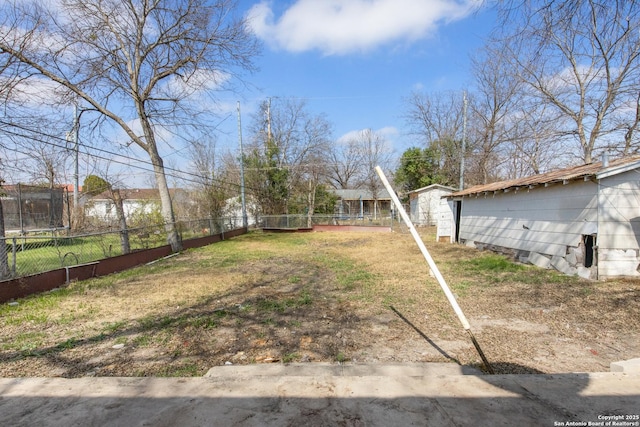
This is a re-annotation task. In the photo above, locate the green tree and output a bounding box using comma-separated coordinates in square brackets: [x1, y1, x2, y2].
[395, 147, 446, 193]
[246, 98, 330, 216]
[312, 185, 338, 215]
[82, 175, 110, 196]
[244, 142, 289, 216]
[82, 175, 130, 254]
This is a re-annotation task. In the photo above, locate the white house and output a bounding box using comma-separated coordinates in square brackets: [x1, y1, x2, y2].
[85, 188, 189, 222]
[438, 155, 640, 279]
[407, 184, 456, 226]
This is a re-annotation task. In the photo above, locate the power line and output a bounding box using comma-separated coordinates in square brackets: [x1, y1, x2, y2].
[0, 118, 398, 175]
[0, 119, 255, 191]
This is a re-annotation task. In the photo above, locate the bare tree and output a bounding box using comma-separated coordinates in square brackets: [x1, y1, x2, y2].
[403, 91, 466, 186]
[469, 45, 523, 184]
[293, 151, 329, 226]
[187, 138, 235, 223]
[0, 0, 259, 252]
[496, 0, 640, 163]
[21, 138, 70, 189]
[504, 101, 570, 178]
[352, 129, 393, 217]
[620, 90, 640, 156]
[246, 98, 332, 215]
[327, 137, 363, 189]
[404, 91, 465, 144]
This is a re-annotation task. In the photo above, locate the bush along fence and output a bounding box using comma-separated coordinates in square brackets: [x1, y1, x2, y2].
[0, 217, 247, 303]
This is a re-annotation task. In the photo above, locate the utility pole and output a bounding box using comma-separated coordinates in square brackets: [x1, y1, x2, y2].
[459, 91, 467, 191]
[73, 104, 80, 209]
[237, 101, 248, 229]
[267, 97, 272, 142]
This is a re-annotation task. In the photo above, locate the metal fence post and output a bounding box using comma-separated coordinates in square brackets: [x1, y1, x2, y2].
[11, 237, 17, 275]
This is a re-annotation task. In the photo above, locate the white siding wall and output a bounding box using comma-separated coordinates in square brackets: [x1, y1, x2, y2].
[85, 199, 158, 221]
[459, 180, 598, 257]
[597, 171, 640, 277]
[436, 198, 454, 242]
[123, 200, 157, 218]
[411, 188, 453, 226]
[84, 200, 110, 219]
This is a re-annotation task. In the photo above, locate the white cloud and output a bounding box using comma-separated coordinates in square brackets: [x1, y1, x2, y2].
[164, 69, 231, 99]
[1, 76, 67, 107]
[337, 126, 398, 143]
[247, 0, 481, 55]
[377, 126, 400, 140]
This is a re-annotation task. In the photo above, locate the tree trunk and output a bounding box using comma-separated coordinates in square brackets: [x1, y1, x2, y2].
[139, 115, 182, 252]
[0, 197, 10, 279]
[112, 190, 130, 255]
[307, 180, 316, 228]
[154, 162, 181, 252]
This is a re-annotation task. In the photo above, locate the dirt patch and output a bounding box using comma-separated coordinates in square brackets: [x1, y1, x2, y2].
[1, 229, 639, 377]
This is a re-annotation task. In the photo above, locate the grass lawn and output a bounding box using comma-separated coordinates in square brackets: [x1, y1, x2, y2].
[1, 228, 639, 377]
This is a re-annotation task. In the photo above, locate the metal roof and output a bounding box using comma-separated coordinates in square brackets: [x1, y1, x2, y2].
[449, 155, 640, 197]
[89, 188, 187, 200]
[407, 184, 457, 194]
[332, 188, 392, 200]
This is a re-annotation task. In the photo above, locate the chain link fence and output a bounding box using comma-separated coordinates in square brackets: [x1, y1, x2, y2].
[0, 212, 407, 282]
[0, 217, 244, 281]
[259, 214, 398, 229]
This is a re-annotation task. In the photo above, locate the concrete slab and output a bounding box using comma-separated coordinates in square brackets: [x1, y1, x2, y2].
[529, 252, 551, 269]
[204, 362, 482, 378]
[577, 266, 592, 279]
[1, 364, 639, 427]
[611, 358, 640, 373]
[551, 255, 578, 275]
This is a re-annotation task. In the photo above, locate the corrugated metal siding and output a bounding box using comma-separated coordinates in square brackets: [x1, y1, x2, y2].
[450, 155, 640, 198]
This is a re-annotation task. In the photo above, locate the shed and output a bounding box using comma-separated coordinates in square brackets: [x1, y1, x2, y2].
[1, 184, 65, 232]
[407, 184, 456, 226]
[437, 155, 640, 279]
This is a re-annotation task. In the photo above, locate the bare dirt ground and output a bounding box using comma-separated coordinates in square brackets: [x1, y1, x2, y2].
[1, 229, 639, 377]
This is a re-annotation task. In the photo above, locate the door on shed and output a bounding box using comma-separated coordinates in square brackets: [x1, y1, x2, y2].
[454, 200, 462, 243]
[436, 198, 454, 242]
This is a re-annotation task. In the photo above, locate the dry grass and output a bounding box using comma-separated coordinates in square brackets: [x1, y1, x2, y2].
[1, 228, 639, 377]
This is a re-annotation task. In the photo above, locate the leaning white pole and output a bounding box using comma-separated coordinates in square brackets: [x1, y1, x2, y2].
[375, 166, 495, 373]
[375, 166, 470, 329]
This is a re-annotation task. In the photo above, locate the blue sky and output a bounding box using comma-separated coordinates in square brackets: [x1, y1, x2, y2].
[3, 0, 497, 187]
[206, 0, 496, 158]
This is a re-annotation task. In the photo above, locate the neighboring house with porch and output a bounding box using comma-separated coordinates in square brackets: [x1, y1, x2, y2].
[407, 184, 456, 226]
[437, 155, 640, 279]
[332, 189, 393, 219]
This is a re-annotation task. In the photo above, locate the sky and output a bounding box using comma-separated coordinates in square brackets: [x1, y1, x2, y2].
[3, 0, 498, 188]
[185, 0, 497, 163]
